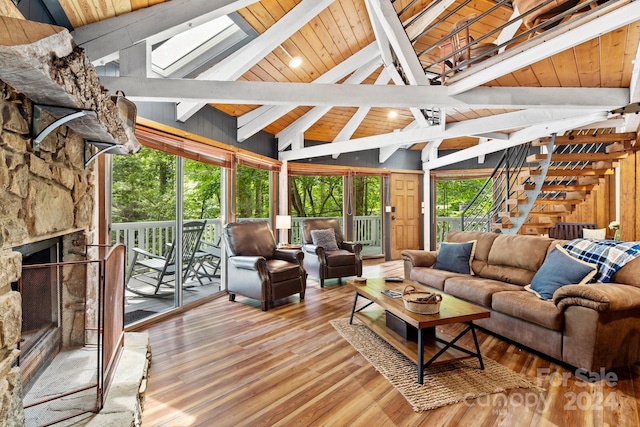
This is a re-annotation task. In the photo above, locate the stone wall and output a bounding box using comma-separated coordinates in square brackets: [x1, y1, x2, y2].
[0, 78, 97, 425]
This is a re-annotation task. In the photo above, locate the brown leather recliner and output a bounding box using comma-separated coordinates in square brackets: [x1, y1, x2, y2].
[222, 220, 306, 311]
[301, 218, 362, 288]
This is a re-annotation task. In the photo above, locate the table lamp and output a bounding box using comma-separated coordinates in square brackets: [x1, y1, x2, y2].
[275, 215, 292, 246]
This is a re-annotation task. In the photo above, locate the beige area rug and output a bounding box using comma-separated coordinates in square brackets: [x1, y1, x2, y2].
[330, 318, 542, 412]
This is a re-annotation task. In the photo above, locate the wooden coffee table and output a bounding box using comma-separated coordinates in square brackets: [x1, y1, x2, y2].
[347, 278, 490, 384]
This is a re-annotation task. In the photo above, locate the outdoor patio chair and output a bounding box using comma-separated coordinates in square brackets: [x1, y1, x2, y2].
[125, 220, 206, 297]
[222, 220, 306, 311]
[301, 218, 362, 288]
[191, 237, 222, 285]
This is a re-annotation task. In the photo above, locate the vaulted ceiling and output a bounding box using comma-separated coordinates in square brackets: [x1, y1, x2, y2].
[27, 0, 640, 168]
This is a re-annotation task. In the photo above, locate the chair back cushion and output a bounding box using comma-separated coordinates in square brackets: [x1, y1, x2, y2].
[302, 218, 344, 245]
[223, 221, 276, 258]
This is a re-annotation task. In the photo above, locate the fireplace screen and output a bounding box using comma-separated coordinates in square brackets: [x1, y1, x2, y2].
[18, 244, 125, 426]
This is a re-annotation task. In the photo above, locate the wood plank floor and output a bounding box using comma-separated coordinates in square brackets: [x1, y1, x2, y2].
[138, 260, 640, 426]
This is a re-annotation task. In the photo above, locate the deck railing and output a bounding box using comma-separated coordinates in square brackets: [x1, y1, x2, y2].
[111, 216, 383, 268]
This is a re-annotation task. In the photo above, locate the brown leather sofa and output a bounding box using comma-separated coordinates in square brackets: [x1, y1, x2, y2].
[301, 218, 363, 287]
[222, 221, 306, 311]
[402, 230, 640, 372]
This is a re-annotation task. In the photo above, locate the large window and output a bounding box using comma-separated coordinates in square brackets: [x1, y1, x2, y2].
[435, 177, 485, 244]
[289, 171, 384, 256]
[353, 175, 383, 256]
[111, 146, 226, 325]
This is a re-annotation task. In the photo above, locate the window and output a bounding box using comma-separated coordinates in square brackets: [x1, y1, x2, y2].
[152, 15, 250, 77]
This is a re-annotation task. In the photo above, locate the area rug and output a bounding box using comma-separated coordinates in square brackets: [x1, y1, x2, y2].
[330, 318, 542, 412]
[124, 309, 156, 324]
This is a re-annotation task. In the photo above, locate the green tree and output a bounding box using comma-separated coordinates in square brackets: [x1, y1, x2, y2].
[236, 164, 269, 218]
[112, 146, 176, 222]
[183, 160, 221, 220]
[354, 176, 381, 216]
[291, 175, 343, 217]
[436, 178, 485, 217]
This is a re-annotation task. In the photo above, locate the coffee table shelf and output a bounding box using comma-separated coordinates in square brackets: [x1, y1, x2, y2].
[354, 308, 471, 366]
[348, 278, 490, 384]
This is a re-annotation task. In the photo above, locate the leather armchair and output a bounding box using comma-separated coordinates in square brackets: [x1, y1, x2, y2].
[222, 220, 306, 311]
[301, 218, 362, 288]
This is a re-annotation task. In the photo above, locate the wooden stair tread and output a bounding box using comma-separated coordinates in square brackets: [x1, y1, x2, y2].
[527, 153, 628, 163]
[519, 168, 613, 177]
[506, 198, 528, 206]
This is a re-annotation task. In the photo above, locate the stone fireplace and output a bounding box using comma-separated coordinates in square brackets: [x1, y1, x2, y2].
[0, 16, 140, 426]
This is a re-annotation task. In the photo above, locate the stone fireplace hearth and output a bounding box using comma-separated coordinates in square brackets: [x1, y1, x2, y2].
[0, 16, 141, 426]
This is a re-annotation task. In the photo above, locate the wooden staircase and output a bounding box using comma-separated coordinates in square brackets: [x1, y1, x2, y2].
[496, 131, 633, 235]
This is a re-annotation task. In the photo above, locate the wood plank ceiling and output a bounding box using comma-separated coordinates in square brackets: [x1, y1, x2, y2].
[51, 0, 640, 158]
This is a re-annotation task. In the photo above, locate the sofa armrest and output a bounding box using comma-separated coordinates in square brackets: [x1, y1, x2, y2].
[273, 248, 304, 264]
[401, 250, 437, 268]
[553, 283, 640, 312]
[229, 256, 266, 271]
[303, 243, 324, 257]
[341, 241, 362, 255]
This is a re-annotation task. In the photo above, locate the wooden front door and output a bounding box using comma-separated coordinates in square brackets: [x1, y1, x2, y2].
[389, 173, 422, 259]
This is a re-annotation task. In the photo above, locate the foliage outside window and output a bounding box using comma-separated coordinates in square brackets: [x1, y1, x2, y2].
[112, 146, 176, 223]
[436, 178, 485, 217]
[236, 164, 269, 219]
[353, 175, 381, 216]
[435, 178, 485, 244]
[291, 175, 343, 218]
[112, 147, 223, 223]
[183, 159, 222, 220]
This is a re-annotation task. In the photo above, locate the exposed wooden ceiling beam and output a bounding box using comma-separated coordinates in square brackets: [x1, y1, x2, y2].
[72, 0, 259, 64]
[237, 42, 380, 143]
[279, 109, 603, 161]
[424, 112, 608, 169]
[447, 1, 640, 95]
[365, 0, 429, 85]
[175, 0, 336, 122]
[277, 58, 383, 151]
[101, 76, 628, 110]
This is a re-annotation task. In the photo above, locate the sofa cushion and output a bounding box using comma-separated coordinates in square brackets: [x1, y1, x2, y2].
[325, 249, 355, 267]
[410, 267, 463, 291]
[482, 234, 553, 285]
[528, 245, 597, 300]
[311, 228, 339, 250]
[445, 231, 499, 275]
[492, 291, 563, 331]
[443, 276, 523, 307]
[266, 259, 302, 282]
[434, 241, 476, 275]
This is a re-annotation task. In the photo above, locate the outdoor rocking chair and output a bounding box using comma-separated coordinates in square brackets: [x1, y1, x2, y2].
[125, 220, 206, 297]
[191, 237, 222, 285]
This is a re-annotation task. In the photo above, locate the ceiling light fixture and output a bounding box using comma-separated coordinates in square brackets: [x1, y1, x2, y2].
[280, 45, 303, 68]
[388, 110, 398, 119]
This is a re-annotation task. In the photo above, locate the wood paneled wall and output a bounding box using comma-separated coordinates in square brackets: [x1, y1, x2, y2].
[564, 173, 616, 233]
[620, 152, 639, 241]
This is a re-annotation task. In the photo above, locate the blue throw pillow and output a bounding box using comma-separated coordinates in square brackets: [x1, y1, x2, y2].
[527, 245, 597, 300]
[434, 241, 477, 275]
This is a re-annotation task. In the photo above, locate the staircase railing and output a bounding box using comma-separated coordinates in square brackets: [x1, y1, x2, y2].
[460, 143, 531, 233]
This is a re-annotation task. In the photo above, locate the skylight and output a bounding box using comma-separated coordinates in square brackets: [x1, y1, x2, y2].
[152, 15, 241, 77]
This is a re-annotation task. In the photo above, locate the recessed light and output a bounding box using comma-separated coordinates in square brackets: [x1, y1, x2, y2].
[288, 56, 303, 68]
[388, 110, 398, 119]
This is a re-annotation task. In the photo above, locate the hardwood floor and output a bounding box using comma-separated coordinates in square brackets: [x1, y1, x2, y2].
[139, 260, 640, 426]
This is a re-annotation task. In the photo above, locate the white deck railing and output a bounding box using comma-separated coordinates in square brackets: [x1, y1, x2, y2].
[111, 216, 382, 268]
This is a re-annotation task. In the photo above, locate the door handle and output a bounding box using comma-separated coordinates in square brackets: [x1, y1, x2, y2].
[391, 215, 396, 220]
